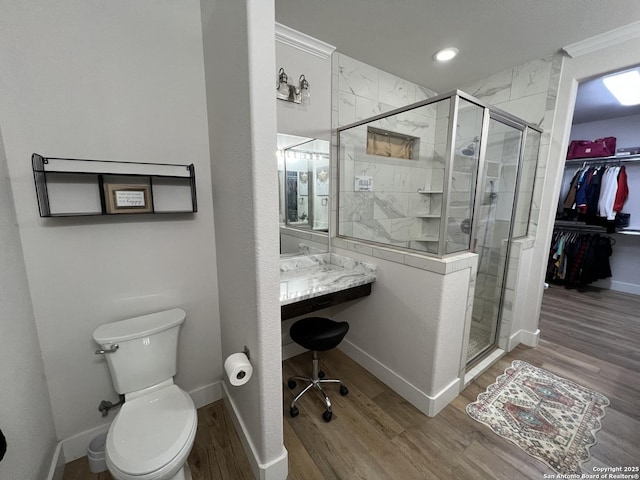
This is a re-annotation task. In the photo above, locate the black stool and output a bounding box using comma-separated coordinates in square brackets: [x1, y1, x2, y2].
[287, 317, 349, 422]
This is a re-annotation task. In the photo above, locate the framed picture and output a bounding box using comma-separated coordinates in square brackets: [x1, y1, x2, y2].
[104, 183, 152, 214]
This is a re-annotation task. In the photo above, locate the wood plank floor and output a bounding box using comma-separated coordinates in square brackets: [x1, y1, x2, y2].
[63, 285, 640, 479]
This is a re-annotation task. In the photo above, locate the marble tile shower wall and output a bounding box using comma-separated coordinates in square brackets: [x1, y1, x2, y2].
[462, 54, 562, 238]
[334, 53, 441, 251]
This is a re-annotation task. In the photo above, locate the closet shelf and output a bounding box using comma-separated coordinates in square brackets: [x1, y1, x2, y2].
[553, 221, 606, 233]
[616, 229, 640, 236]
[32, 154, 197, 217]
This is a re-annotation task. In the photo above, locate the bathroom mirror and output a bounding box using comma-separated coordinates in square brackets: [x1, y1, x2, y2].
[277, 133, 330, 255]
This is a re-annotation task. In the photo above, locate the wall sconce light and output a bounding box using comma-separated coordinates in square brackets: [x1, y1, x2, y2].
[276, 68, 310, 105]
[299, 75, 310, 105]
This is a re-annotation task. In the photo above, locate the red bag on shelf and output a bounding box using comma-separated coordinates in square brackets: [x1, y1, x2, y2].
[566, 137, 616, 159]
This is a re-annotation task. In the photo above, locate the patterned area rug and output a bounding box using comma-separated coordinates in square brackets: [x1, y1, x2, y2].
[466, 360, 609, 474]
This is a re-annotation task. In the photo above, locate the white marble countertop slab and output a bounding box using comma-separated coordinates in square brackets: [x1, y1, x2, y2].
[279, 253, 377, 306]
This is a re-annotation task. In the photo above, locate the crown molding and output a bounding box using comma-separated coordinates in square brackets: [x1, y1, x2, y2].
[275, 23, 336, 60]
[563, 21, 640, 58]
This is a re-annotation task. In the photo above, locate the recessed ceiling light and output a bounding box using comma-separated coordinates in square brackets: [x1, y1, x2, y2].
[433, 47, 459, 62]
[603, 70, 640, 106]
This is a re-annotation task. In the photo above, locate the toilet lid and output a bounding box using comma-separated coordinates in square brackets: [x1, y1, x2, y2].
[107, 385, 196, 476]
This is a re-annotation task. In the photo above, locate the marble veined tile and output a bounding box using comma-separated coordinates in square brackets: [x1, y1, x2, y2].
[353, 161, 395, 192]
[372, 192, 410, 219]
[495, 92, 547, 127]
[338, 54, 379, 99]
[390, 216, 418, 242]
[379, 70, 416, 107]
[416, 84, 438, 102]
[381, 110, 431, 140]
[353, 218, 393, 243]
[340, 192, 374, 222]
[338, 91, 357, 127]
[464, 68, 513, 106]
[394, 165, 427, 193]
[511, 57, 552, 99]
[355, 96, 396, 122]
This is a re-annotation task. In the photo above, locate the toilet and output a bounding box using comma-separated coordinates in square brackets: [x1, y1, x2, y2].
[92, 308, 197, 480]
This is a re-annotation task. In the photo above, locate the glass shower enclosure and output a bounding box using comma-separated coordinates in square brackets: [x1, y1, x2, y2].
[336, 91, 541, 365]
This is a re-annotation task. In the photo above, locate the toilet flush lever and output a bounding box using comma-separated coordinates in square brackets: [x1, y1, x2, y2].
[95, 344, 119, 355]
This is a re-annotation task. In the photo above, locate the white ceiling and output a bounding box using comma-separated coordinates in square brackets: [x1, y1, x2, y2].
[275, 0, 640, 124]
[573, 67, 640, 124]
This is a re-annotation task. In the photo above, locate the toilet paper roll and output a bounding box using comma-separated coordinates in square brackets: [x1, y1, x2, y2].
[224, 352, 253, 386]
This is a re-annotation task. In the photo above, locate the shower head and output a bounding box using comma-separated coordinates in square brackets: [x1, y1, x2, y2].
[461, 144, 475, 156]
[461, 137, 480, 157]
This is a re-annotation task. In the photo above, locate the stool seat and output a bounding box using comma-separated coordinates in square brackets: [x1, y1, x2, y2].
[287, 317, 350, 422]
[289, 317, 349, 351]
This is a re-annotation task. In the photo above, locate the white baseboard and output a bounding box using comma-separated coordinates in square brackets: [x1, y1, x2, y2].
[339, 340, 460, 417]
[58, 381, 222, 466]
[609, 280, 640, 296]
[222, 383, 289, 480]
[62, 423, 111, 464]
[45, 441, 65, 480]
[509, 328, 540, 349]
[189, 380, 223, 409]
[282, 341, 306, 361]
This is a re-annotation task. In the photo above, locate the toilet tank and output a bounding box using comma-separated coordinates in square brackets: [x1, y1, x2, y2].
[93, 308, 186, 395]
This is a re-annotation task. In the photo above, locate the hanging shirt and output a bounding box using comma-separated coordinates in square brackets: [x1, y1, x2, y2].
[597, 166, 620, 220]
[613, 165, 629, 212]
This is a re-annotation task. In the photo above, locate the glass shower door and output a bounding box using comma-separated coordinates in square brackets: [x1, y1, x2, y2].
[467, 117, 523, 364]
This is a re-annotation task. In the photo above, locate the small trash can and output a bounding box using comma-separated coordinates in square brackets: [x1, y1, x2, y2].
[87, 432, 108, 473]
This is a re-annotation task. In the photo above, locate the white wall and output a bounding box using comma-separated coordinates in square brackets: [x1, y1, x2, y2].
[276, 25, 334, 141]
[0, 125, 58, 480]
[0, 0, 221, 461]
[571, 113, 640, 145]
[201, 1, 287, 479]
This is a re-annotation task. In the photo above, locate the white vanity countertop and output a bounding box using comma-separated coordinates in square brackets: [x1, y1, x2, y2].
[279, 253, 377, 306]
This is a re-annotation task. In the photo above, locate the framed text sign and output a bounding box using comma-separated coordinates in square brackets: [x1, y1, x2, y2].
[105, 184, 152, 214]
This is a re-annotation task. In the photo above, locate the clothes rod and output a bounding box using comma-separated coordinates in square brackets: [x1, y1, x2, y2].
[566, 153, 640, 165]
[553, 221, 607, 233]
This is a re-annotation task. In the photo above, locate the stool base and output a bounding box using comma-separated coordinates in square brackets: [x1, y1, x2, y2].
[287, 351, 348, 422]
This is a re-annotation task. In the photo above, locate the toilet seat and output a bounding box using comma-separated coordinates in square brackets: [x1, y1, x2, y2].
[106, 384, 197, 480]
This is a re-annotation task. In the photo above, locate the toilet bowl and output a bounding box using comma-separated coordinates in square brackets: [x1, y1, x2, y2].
[106, 382, 197, 480]
[93, 309, 197, 480]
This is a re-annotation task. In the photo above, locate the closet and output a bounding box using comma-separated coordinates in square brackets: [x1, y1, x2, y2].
[553, 94, 640, 295]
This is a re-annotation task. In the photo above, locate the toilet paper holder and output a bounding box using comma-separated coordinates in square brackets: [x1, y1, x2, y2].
[225, 346, 253, 386]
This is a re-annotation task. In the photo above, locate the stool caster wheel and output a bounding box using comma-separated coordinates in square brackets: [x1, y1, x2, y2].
[318, 370, 326, 379]
[290, 406, 299, 418]
[287, 379, 296, 389]
[340, 385, 349, 396]
[322, 410, 332, 422]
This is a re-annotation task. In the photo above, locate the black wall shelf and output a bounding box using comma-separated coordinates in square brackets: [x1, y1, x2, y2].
[32, 154, 197, 217]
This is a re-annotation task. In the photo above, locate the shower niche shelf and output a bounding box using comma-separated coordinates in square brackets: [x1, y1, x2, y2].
[414, 188, 442, 248]
[32, 154, 197, 217]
